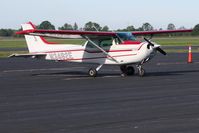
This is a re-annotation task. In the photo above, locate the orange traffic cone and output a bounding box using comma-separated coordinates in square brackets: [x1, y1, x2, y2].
[188, 46, 192, 63]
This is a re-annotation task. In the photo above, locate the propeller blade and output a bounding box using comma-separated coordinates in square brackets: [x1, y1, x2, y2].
[156, 47, 167, 55]
[144, 37, 154, 49]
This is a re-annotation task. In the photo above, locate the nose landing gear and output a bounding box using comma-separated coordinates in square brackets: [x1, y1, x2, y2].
[136, 65, 145, 77]
[88, 68, 97, 77]
[88, 64, 103, 77]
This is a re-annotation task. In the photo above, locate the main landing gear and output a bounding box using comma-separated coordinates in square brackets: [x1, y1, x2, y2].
[136, 65, 145, 77]
[120, 65, 145, 77]
[88, 64, 145, 77]
[120, 65, 135, 76]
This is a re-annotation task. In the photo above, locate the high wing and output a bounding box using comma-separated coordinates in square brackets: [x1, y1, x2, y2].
[16, 20, 192, 38]
[16, 27, 192, 38]
[16, 29, 117, 39]
[132, 29, 192, 36]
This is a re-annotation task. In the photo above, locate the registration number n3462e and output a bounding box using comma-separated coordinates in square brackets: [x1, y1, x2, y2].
[49, 52, 73, 60]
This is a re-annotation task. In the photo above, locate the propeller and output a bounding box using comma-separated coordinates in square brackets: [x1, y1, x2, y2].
[144, 37, 167, 55]
[156, 47, 167, 55]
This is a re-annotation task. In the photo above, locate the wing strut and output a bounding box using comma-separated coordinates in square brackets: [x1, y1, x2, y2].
[83, 36, 119, 63]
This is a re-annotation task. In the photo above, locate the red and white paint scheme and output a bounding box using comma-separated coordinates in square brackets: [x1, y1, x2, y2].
[11, 22, 192, 77]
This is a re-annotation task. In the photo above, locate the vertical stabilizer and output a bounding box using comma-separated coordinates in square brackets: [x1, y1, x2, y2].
[21, 22, 52, 53]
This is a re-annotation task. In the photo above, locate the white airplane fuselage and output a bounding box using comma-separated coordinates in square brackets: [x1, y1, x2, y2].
[32, 41, 156, 65]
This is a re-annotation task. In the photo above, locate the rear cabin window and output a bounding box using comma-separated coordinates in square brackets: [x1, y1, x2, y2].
[86, 38, 113, 48]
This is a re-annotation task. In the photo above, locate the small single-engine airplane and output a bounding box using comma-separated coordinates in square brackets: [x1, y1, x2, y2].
[10, 22, 192, 77]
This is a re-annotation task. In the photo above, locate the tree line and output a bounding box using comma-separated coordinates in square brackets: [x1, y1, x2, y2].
[1, 20, 199, 37]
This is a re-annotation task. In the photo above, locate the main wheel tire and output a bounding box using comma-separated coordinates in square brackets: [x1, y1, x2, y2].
[138, 68, 145, 77]
[120, 65, 135, 76]
[88, 68, 97, 77]
[126, 66, 135, 76]
[120, 65, 127, 73]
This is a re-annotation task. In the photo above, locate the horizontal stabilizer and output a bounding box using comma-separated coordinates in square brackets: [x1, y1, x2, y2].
[9, 53, 46, 59]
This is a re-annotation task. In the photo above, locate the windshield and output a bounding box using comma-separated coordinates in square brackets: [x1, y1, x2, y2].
[116, 32, 136, 41]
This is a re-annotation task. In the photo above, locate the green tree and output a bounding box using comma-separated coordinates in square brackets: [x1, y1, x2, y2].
[192, 24, 199, 35]
[117, 25, 135, 31]
[84, 21, 102, 31]
[59, 23, 73, 30]
[126, 25, 135, 31]
[178, 26, 186, 30]
[136, 27, 144, 31]
[101, 26, 109, 31]
[73, 22, 78, 30]
[13, 28, 23, 37]
[0, 29, 14, 36]
[167, 23, 176, 30]
[38, 21, 55, 30]
[0, 29, 8, 36]
[142, 23, 153, 31]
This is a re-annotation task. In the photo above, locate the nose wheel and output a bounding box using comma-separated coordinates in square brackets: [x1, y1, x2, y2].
[88, 64, 103, 77]
[137, 65, 145, 77]
[88, 68, 97, 77]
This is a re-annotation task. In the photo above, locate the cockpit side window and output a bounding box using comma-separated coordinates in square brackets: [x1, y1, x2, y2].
[85, 37, 113, 48]
[86, 39, 99, 48]
[99, 39, 113, 47]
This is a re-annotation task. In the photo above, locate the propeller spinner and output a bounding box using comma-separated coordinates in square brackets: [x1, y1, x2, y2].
[144, 38, 167, 55]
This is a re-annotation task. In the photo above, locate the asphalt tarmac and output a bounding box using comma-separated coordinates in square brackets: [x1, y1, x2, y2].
[0, 53, 199, 133]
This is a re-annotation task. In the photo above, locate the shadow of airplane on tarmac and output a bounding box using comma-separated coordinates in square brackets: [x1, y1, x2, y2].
[31, 69, 199, 78]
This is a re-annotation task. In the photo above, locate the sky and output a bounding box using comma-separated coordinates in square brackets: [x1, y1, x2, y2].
[0, 0, 199, 30]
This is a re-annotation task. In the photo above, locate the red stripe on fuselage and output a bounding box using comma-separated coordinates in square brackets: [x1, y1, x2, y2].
[138, 44, 144, 50]
[64, 54, 137, 61]
[32, 49, 133, 54]
[120, 41, 141, 45]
